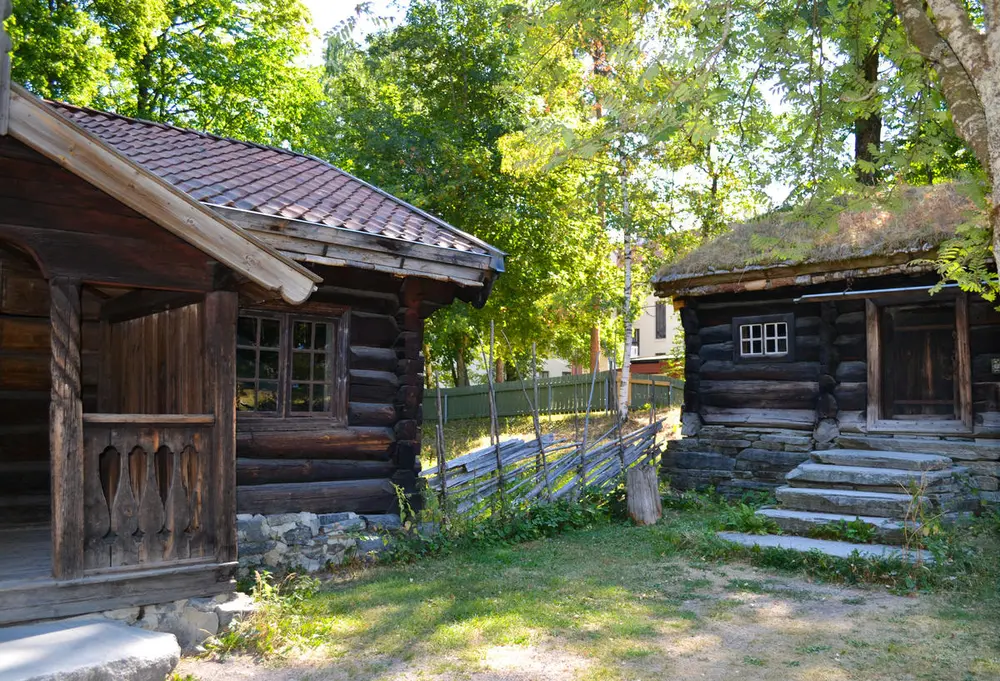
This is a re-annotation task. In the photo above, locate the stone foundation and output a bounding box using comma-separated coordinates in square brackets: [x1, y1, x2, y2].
[236, 511, 402, 577]
[662, 413, 819, 497]
[663, 412, 1000, 504]
[100, 591, 255, 652]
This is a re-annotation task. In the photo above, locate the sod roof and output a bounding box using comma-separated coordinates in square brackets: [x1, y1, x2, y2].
[655, 183, 982, 290]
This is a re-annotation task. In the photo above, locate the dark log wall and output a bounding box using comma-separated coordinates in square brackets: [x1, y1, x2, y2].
[665, 273, 1000, 496]
[0, 135, 224, 527]
[235, 270, 453, 516]
[970, 296, 1000, 416]
[0, 138, 218, 291]
[692, 300, 823, 423]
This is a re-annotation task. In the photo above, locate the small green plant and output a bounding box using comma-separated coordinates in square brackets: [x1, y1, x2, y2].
[743, 655, 766, 666]
[720, 503, 780, 535]
[808, 517, 879, 543]
[208, 570, 320, 657]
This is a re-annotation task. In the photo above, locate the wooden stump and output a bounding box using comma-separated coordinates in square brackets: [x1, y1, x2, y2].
[626, 465, 662, 526]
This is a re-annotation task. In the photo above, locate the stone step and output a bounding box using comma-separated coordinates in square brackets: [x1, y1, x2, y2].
[786, 463, 961, 492]
[757, 508, 914, 544]
[717, 531, 929, 563]
[811, 449, 953, 471]
[837, 435, 1000, 462]
[775, 486, 928, 518]
[0, 617, 179, 681]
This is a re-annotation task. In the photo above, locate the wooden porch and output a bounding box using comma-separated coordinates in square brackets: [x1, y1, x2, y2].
[0, 238, 240, 624]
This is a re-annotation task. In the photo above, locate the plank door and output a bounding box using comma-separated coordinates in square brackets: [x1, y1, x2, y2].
[866, 295, 972, 433]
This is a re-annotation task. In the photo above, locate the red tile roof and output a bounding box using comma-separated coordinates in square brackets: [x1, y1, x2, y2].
[51, 102, 496, 258]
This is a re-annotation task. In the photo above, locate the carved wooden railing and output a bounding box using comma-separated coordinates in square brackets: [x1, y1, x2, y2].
[82, 414, 216, 571]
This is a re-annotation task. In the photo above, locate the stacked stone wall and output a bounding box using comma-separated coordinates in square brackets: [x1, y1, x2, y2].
[661, 414, 820, 497]
[236, 511, 403, 577]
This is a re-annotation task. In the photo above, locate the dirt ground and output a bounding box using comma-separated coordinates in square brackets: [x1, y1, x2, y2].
[178, 562, 1000, 681]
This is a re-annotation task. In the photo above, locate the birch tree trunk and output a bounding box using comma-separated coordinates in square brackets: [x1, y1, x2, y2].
[893, 0, 1000, 259]
[618, 164, 633, 422]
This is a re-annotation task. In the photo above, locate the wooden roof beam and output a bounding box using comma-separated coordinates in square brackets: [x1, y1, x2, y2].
[7, 85, 322, 304]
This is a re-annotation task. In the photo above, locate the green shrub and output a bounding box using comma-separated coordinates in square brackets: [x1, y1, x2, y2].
[720, 503, 781, 535]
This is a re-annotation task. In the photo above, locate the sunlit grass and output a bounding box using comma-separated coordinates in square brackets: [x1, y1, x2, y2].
[203, 502, 1000, 680]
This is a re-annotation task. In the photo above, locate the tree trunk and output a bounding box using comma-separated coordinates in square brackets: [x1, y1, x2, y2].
[590, 326, 601, 373]
[893, 0, 1000, 264]
[423, 342, 433, 390]
[618, 166, 633, 422]
[495, 358, 505, 384]
[626, 465, 662, 526]
[854, 49, 882, 186]
[456, 339, 469, 387]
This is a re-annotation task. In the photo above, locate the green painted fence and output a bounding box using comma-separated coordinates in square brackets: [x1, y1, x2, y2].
[424, 372, 684, 422]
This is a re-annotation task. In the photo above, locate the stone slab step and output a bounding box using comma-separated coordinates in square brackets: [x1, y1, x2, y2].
[811, 449, 953, 471]
[757, 508, 914, 544]
[717, 532, 929, 563]
[837, 435, 1000, 462]
[775, 486, 927, 518]
[786, 463, 961, 490]
[0, 618, 179, 681]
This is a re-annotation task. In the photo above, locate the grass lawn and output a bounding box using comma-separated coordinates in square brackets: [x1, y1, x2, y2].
[181, 503, 1000, 681]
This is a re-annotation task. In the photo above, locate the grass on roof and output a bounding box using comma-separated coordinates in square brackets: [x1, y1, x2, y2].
[660, 181, 986, 281]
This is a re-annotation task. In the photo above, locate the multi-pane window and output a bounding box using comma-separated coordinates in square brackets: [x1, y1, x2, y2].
[736, 316, 791, 359]
[655, 301, 667, 339]
[236, 311, 344, 419]
[290, 319, 333, 413]
[630, 329, 640, 358]
[236, 316, 281, 412]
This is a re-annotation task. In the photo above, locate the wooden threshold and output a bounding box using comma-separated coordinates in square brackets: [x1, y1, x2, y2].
[82, 413, 215, 425]
[867, 419, 973, 436]
[0, 560, 236, 626]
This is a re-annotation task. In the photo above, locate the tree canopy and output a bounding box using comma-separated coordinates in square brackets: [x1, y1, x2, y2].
[5, 0, 993, 384]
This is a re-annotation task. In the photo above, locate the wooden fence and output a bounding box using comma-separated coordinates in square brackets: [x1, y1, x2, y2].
[424, 372, 684, 422]
[422, 419, 665, 517]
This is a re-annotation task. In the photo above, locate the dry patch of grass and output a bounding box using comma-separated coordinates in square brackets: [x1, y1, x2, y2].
[180, 519, 999, 681]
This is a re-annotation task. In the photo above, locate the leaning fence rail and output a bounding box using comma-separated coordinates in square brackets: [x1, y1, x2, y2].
[424, 372, 683, 422]
[421, 419, 664, 518]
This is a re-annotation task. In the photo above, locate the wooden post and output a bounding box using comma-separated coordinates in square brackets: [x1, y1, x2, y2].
[435, 381, 447, 509]
[865, 299, 882, 428]
[50, 278, 84, 579]
[486, 321, 505, 513]
[956, 293, 973, 429]
[626, 465, 662, 526]
[530, 343, 552, 500]
[580, 352, 600, 493]
[204, 290, 238, 564]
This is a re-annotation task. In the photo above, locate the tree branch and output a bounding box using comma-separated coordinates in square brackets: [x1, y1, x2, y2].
[926, 0, 990, 78]
[894, 0, 991, 174]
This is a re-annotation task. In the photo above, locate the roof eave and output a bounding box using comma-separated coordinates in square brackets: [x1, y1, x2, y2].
[210, 205, 503, 290]
[7, 85, 320, 304]
[654, 251, 937, 298]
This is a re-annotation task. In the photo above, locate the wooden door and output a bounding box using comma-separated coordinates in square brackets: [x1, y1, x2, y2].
[881, 302, 957, 419]
[866, 295, 972, 433]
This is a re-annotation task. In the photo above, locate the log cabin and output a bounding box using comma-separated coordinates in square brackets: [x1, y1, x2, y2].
[0, 15, 502, 624]
[654, 184, 1000, 520]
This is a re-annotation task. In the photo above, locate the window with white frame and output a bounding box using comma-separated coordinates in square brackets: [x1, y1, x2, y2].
[733, 314, 794, 361]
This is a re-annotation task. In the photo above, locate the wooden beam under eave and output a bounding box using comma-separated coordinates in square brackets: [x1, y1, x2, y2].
[0, 0, 12, 136]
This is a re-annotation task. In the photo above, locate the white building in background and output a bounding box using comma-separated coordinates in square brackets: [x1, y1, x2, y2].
[541, 294, 682, 377]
